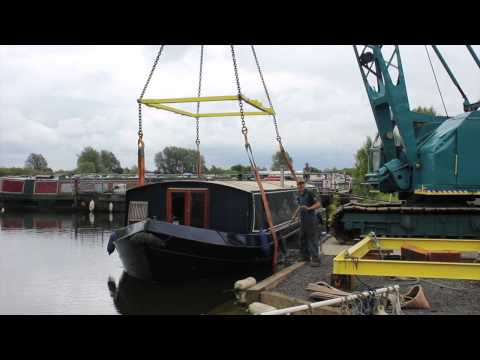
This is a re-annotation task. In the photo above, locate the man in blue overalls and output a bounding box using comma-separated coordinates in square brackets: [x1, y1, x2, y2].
[292, 179, 322, 267]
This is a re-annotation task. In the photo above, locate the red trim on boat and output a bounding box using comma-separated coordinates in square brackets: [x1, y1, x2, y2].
[1, 179, 25, 193]
[34, 181, 58, 194]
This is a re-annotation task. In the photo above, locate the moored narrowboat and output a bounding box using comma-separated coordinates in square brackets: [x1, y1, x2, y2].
[108, 180, 315, 280]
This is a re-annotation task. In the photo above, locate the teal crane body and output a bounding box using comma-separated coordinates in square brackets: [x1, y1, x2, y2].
[333, 46, 480, 242]
[355, 46, 480, 196]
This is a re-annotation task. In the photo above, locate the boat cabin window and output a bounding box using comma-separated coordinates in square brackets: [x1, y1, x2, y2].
[166, 188, 209, 228]
[253, 190, 298, 231]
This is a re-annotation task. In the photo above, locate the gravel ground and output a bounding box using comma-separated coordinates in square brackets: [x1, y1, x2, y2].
[274, 253, 480, 315]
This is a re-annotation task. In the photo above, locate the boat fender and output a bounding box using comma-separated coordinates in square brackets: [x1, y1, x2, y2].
[89, 199, 95, 212]
[107, 232, 117, 255]
[248, 302, 277, 315]
[234, 277, 257, 291]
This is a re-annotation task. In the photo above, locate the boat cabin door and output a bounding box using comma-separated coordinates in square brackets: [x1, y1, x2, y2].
[166, 188, 209, 228]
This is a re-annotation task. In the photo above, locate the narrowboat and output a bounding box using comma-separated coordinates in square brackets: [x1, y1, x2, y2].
[107, 180, 315, 280]
[0, 175, 136, 212]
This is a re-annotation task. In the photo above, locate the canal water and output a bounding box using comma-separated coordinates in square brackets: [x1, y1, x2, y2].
[0, 211, 246, 315]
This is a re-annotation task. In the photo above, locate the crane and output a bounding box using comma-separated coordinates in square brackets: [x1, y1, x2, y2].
[332, 45, 480, 242]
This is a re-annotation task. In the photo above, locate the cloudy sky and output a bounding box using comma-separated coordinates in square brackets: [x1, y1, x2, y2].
[0, 45, 478, 171]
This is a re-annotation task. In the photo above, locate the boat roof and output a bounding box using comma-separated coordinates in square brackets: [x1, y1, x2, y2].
[160, 179, 314, 193]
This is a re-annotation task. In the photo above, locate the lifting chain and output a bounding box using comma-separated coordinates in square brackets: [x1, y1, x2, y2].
[231, 46, 259, 169]
[251, 45, 298, 183]
[138, 45, 165, 139]
[230, 45, 248, 138]
[195, 45, 204, 147]
[195, 46, 204, 176]
[251, 45, 281, 143]
[230, 45, 279, 271]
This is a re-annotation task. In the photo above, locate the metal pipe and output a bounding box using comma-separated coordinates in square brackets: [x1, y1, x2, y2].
[466, 45, 480, 69]
[258, 285, 399, 315]
[431, 45, 469, 103]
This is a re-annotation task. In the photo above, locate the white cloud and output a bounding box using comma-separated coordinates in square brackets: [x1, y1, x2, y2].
[0, 45, 478, 171]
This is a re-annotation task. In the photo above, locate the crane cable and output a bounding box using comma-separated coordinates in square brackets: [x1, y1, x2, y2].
[230, 45, 280, 272]
[424, 45, 449, 117]
[195, 46, 204, 177]
[137, 45, 165, 185]
[251, 45, 299, 183]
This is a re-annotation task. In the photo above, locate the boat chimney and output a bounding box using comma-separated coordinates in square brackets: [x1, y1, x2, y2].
[280, 167, 285, 188]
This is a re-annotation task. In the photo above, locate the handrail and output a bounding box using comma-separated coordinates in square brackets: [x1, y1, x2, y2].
[258, 285, 400, 315]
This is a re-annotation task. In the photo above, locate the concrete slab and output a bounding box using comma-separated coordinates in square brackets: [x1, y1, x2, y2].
[320, 235, 350, 256]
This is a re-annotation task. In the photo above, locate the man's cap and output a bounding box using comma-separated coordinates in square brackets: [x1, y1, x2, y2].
[298, 179, 305, 184]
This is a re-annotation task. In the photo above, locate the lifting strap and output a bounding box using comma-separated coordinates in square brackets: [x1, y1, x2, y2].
[137, 45, 165, 185]
[231, 45, 280, 272]
[137, 137, 145, 186]
[251, 45, 299, 183]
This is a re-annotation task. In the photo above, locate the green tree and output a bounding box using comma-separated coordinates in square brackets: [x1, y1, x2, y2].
[125, 165, 138, 175]
[412, 106, 437, 115]
[207, 165, 228, 175]
[154, 146, 205, 174]
[0, 167, 33, 176]
[77, 147, 103, 173]
[25, 153, 48, 171]
[230, 164, 251, 173]
[100, 150, 122, 173]
[352, 136, 373, 196]
[339, 168, 355, 177]
[271, 151, 293, 171]
[77, 161, 96, 174]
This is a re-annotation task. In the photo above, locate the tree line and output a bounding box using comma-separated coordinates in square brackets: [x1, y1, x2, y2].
[1, 146, 332, 176]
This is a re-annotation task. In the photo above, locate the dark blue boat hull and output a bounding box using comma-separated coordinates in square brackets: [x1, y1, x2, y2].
[110, 219, 296, 281]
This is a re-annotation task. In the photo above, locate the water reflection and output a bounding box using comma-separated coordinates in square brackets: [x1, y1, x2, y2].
[0, 211, 124, 243]
[0, 211, 253, 314]
[0, 211, 124, 314]
[107, 272, 247, 315]
[1, 211, 124, 230]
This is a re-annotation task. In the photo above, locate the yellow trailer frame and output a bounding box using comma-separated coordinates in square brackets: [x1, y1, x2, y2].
[139, 95, 275, 118]
[333, 235, 480, 280]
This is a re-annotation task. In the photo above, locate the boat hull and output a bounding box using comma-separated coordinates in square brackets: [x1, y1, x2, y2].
[110, 219, 293, 281]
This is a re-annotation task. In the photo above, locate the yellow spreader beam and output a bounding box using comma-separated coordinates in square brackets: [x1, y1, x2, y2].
[139, 95, 275, 118]
[333, 235, 480, 280]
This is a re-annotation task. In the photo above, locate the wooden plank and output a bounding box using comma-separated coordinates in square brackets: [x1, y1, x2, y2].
[245, 261, 305, 303]
[260, 291, 342, 315]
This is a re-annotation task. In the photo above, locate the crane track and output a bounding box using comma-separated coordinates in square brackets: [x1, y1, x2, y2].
[331, 202, 480, 244]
